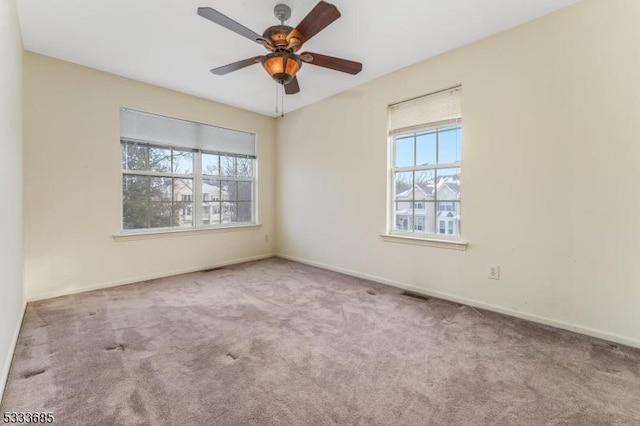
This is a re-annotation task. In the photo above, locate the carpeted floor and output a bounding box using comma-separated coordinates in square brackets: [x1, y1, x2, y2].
[1, 258, 639, 425]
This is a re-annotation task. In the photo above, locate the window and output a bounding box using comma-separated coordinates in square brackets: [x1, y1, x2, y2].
[120, 108, 256, 232]
[201, 154, 254, 225]
[389, 86, 462, 239]
[438, 202, 455, 212]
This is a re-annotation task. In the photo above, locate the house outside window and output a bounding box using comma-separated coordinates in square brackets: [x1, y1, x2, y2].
[120, 108, 256, 232]
[388, 86, 462, 239]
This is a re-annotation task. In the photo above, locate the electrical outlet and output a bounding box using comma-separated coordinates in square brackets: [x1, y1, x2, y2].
[487, 265, 500, 280]
[264, 234, 269, 243]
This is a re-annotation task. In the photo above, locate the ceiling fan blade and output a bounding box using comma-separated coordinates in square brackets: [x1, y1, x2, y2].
[198, 7, 263, 44]
[286, 1, 340, 46]
[285, 76, 300, 95]
[300, 52, 362, 75]
[210, 56, 263, 75]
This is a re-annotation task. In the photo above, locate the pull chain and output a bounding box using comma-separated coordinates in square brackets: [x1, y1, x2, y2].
[274, 83, 286, 118]
[281, 83, 285, 118]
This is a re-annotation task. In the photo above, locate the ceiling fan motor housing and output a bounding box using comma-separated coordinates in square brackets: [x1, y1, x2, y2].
[263, 25, 295, 50]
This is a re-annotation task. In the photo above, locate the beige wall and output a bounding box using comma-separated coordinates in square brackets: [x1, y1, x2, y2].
[0, 0, 24, 397]
[276, 0, 640, 347]
[23, 53, 276, 300]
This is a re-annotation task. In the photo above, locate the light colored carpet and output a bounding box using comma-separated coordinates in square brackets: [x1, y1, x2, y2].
[1, 258, 639, 425]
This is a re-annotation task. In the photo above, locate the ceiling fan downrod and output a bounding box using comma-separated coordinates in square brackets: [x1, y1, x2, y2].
[273, 4, 292, 25]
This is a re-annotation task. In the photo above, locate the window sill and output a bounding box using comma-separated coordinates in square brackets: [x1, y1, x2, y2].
[113, 223, 262, 242]
[380, 233, 468, 250]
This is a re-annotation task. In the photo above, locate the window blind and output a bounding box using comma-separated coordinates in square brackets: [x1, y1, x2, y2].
[388, 86, 462, 135]
[120, 108, 256, 157]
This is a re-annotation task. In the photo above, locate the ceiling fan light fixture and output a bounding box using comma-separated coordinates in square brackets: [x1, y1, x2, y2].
[262, 52, 301, 85]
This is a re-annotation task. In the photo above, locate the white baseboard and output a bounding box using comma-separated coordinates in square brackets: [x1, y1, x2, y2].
[27, 253, 276, 302]
[1, 301, 26, 404]
[277, 254, 640, 350]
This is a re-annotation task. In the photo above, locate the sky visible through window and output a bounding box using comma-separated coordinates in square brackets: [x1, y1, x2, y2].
[395, 126, 462, 168]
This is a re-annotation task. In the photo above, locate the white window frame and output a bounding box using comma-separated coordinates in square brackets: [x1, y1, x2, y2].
[389, 125, 462, 240]
[120, 140, 256, 233]
[198, 151, 255, 227]
[118, 108, 258, 236]
[387, 86, 462, 242]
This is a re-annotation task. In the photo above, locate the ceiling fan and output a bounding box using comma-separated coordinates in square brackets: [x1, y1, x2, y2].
[197, 1, 363, 95]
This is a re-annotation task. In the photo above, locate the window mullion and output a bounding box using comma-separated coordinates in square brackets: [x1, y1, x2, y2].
[413, 134, 417, 232]
[194, 151, 202, 227]
[170, 149, 175, 228]
[435, 162, 461, 169]
[412, 170, 416, 232]
[146, 174, 151, 230]
[252, 158, 257, 223]
[393, 164, 438, 173]
[219, 176, 253, 182]
[122, 170, 193, 179]
[217, 155, 222, 224]
[390, 137, 395, 234]
[434, 130, 439, 234]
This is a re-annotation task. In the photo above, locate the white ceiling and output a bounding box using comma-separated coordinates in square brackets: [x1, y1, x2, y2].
[17, 0, 580, 117]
